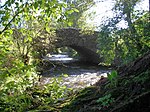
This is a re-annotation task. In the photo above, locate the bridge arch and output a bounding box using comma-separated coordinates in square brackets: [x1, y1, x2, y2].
[54, 28, 102, 64]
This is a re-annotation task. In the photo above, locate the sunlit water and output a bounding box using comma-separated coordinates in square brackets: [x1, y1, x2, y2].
[41, 54, 111, 89]
[43, 54, 78, 63]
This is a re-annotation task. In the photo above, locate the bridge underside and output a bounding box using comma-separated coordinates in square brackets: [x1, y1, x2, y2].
[69, 45, 101, 64]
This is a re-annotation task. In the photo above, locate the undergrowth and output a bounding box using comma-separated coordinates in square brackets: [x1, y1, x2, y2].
[61, 70, 150, 112]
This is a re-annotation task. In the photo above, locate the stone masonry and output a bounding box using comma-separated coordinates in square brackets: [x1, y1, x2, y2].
[55, 28, 102, 64]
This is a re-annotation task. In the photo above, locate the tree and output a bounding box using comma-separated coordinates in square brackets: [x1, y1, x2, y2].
[97, 0, 149, 66]
[113, 0, 145, 50]
[58, 0, 96, 29]
[0, 0, 76, 111]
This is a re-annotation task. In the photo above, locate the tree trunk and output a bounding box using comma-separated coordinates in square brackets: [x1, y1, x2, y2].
[117, 50, 150, 76]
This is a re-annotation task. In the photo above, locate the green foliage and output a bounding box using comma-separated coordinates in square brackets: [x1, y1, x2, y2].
[107, 70, 118, 87]
[55, 47, 79, 58]
[0, 31, 38, 111]
[41, 75, 69, 104]
[96, 94, 114, 108]
[108, 71, 118, 81]
[0, 0, 76, 111]
[58, 0, 96, 30]
[133, 70, 150, 84]
[27, 75, 70, 111]
[0, 72, 70, 111]
[97, 0, 149, 66]
[0, 59, 39, 111]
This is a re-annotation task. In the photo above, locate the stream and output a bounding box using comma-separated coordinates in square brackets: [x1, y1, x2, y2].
[40, 54, 111, 89]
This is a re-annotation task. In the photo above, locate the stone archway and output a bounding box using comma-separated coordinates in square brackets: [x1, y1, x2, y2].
[54, 28, 103, 64]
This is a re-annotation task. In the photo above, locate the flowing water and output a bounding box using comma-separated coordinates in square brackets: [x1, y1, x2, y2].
[40, 54, 111, 89]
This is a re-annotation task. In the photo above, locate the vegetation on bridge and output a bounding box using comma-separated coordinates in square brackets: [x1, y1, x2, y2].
[0, 0, 149, 112]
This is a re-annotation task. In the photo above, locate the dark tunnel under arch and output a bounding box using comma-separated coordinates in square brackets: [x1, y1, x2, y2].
[66, 45, 102, 64]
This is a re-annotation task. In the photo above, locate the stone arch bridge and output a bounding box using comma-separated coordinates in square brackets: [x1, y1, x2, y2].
[54, 28, 102, 64]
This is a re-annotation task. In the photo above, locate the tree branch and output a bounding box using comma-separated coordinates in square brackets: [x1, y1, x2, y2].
[0, 2, 28, 35]
[0, 10, 21, 35]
